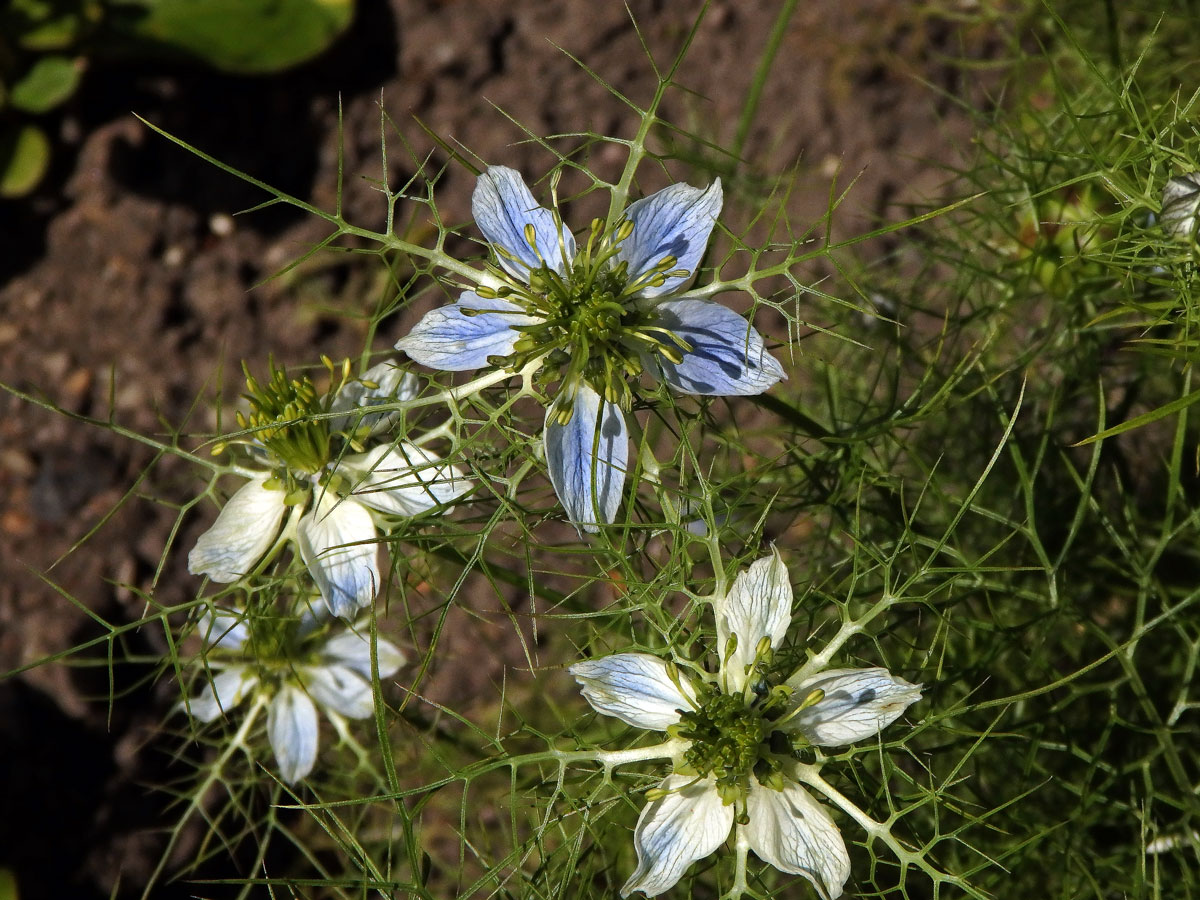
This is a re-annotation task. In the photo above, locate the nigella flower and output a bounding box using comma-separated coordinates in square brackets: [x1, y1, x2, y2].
[396, 167, 785, 532]
[181, 607, 406, 783]
[189, 359, 470, 617]
[569, 551, 922, 898]
[1161, 172, 1200, 239]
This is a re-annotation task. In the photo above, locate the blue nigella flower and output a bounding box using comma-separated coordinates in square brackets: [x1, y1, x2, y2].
[396, 167, 785, 532]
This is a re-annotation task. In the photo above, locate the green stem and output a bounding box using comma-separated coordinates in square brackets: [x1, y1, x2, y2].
[791, 594, 899, 683]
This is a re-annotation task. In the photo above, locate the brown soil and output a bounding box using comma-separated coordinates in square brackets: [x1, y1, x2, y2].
[0, 1, 1004, 897]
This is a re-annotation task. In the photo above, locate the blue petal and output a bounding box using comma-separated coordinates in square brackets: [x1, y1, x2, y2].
[544, 384, 628, 534]
[472, 167, 576, 280]
[395, 292, 536, 372]
[617, 179, 723, 299]
[296, 492, 380, 619]
[268, 684, 319, 783]
[653, 299, 785, 395]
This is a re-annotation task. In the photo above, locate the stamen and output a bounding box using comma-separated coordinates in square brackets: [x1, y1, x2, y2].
[523, 223, 544, 266]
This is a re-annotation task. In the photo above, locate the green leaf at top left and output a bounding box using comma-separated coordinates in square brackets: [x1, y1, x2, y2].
[10, 56, 83, 113]
[122, 0, 355, 74]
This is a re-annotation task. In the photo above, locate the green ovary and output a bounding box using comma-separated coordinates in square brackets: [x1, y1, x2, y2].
[673, 686, 794, 804]
[485, 220, 692, 416]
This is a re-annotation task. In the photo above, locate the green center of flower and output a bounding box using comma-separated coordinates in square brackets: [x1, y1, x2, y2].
[234, 358, 358, 478]
[477, 217, 694, 421]
[672, 679, 805, 803]
[216, 609, 327, 679]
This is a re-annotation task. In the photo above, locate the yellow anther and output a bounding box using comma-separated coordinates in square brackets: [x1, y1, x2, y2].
[723, 632, 739, 664]
[283, 488, 309, 506]
[799, 688, 826, 711]
[659, 345, 684, 365]
[755, 635, 773, 660]
[523, 222, 538, 249]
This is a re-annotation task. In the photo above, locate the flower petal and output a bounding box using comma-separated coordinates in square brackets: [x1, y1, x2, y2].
[197, 608, 249, 651]
[472, 166, 576, 279]
[569, 653, 698, 731]
[297, 492, 380, 619]
[618, 179, 722, 298]
[268, 683, 320, 783]
[1162, 172, 1200, 239]
[786, 667, 923, 746]
[622, 775, 734, 898]
[328, 360, 419, 436]
[544, 383, 628, 534]
[717, 549, 792, 694]
[653, 299, 785, 396]
[395, 292, 536, 372]
[342, 443, 471, 517]
[185, 666, 258, 723]
[304, 663, 375, 719]
[188, 476, 286, 583]
[745, 779, 850, 900]
[321, 627, 406, 679]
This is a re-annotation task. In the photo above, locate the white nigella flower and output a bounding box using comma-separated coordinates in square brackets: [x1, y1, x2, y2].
[396, 167, 785, 532]
[1161, 172, 1200, 239]
[182, 607, 406, 783]
[188, 359, 471, 618]
[570, 551, 923, 898]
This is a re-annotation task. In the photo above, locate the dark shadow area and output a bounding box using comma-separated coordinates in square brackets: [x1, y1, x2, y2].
[0, 0, 399, 287]
[0, 679, 116, 900]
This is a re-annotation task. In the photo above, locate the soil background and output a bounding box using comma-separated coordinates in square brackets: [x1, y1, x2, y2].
[0, 1, 1006, 897]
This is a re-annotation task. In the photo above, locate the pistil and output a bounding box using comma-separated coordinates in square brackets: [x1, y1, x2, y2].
[479, 216, 696, 419]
